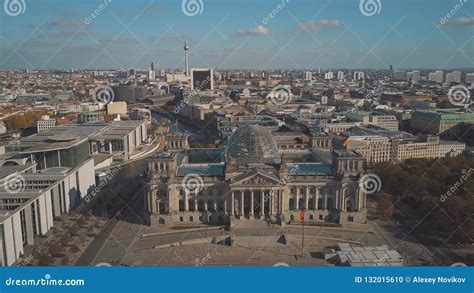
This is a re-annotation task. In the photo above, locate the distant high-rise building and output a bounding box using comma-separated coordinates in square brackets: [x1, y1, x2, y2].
[465, 73, 474, 84]
[428, 70, 443, 84]
[445, 71, 462, 85]
[304, 71, 313, 81]
[337, 71, 345, 81]
[129, 68, 136, 77]
[112, 85, 147, 103]
[389, 65, 393, 71]
[148, 70, 156, 81]
[151, 62, 155, 71]
[406, 70, 420, 83]
[353, 71, 365, 81]
[393, 70, 406, 80]
[191, 68, 214, 90]
[324, 71, 334, 80]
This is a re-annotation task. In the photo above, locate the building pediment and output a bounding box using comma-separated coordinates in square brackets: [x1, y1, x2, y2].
[230, 170, 283, 187]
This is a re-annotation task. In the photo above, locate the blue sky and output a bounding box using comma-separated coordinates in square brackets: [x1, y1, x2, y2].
[0, 0, 473, 70]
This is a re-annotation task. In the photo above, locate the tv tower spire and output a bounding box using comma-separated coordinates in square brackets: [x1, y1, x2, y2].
[184, 38, 190, 77]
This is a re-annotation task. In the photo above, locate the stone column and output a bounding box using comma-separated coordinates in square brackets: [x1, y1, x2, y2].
[281, 189, 289, 213]
[324, 192, 328, 210]
[231, 191, 235, 215]
[194, 196, 198, 211]
[263, 189, 275, 215]
[261, 190, 265, 217]
[241, 190, 244, 216]
[280, 190, 284, 214]
[250, 190, 254, 216]
[305, 187, 309, 210]
[315, 188, 319, 210]
[214, 201, 218, 212]
[295, 187, 300, 210]
[184, 190, 189, 211]
[204, 200, 208, 211]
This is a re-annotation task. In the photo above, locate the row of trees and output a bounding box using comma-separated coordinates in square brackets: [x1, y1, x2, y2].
[374, 156, 473, 202]
[373, 156, 473, 244]
[2, 109, 48, 131]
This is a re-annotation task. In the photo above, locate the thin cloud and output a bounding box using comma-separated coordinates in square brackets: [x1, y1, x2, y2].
[442, 17, 474, 26]
[233, 25, 271, 37]
[298, 19, 341, 32]
[49, 18, 82, 27]
[147, 4, 167, 12]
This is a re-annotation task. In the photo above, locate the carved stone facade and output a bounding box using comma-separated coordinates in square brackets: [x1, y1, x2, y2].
[146, 149, 367, 226]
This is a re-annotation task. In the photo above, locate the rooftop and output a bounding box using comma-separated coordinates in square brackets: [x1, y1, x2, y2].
[177, 164, 224, 177]
[335, 243, 403, 267]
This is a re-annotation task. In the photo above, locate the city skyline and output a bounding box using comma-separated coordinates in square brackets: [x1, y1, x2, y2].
[0, 0, 473, 70]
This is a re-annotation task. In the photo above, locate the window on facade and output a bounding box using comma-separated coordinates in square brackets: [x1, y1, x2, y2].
[289, 198, 295, 210]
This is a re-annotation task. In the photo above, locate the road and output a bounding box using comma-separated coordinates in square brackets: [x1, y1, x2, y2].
[85, 221, 378, 266]
[75, 158, 148, 266]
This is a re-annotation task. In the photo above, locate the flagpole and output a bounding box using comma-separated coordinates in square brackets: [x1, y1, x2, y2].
[301, 216, 305, 257]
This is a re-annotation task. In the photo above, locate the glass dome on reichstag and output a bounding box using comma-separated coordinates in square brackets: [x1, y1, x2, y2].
[225, 125, 280, 164]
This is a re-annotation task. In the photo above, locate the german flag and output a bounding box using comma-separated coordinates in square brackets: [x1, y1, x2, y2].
[298, 208, 305, 225]
[342, 137, 350, 147]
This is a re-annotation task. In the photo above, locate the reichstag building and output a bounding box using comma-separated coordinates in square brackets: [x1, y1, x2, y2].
[146, 125, 367, 226]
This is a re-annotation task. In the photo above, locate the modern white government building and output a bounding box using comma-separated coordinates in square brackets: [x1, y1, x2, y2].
[0, 159, 95, 266]
[147, 125, 367, 227]
[0, 119, 148, 266]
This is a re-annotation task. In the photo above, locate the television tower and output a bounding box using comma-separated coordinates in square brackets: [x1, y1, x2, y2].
[184, 39, 190, 77]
